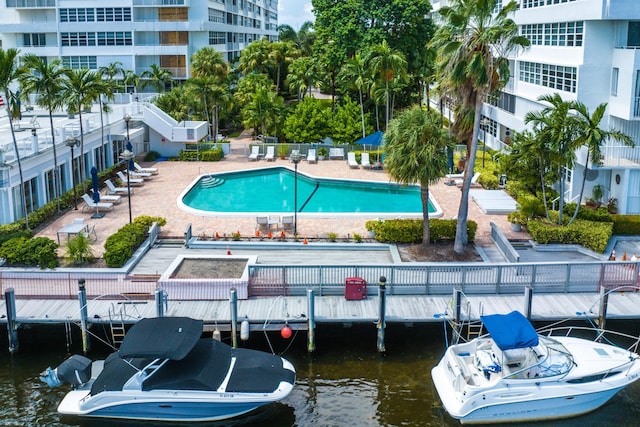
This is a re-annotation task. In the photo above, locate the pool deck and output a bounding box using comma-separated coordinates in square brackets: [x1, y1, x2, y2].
[35, 130, 529, 258]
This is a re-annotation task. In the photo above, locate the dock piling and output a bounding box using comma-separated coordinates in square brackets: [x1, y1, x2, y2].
[524, 286, 533, 320]
[78, 279, 90, 354]
[307, 289, 315, 353]
[230, 288, 238, 348]
[598, 286, 609, 330]
[453, 288, 462, 342]
[376, 276, 387, 353]
[5, 288, 18, 353]
[155, 288, 166, 317]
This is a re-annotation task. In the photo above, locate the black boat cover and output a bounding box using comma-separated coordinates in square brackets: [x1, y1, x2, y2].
[118, 317, 203, 360]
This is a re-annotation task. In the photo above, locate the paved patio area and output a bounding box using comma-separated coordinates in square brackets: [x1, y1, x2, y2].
[36, 131, 530, 258]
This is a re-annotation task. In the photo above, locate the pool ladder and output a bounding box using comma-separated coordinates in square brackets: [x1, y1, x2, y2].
[108, 303, 127, 348]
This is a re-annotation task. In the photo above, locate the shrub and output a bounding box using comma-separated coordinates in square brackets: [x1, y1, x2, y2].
[527, 218, 612, 253]
[612, 215, 640, 235]
[0, 236, 58, 268]
[144, 151, 161, 161]
[178, 148, 223, 161]
[103, 217, 163, 267]
[65, 233, 95, 265]
[562, 203, 612, 222]
[365, 218, 477, 243]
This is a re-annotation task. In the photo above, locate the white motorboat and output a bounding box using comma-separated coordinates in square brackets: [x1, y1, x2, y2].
[432, 311, 640, 424]
[41, 317, 295, 422]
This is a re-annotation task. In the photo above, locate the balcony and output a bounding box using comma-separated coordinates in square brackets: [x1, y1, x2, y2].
[593, 145, 640, 170]
[6, 0, 55, 7]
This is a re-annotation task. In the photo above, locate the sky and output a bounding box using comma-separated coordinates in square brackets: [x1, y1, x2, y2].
[278, 0, 314, 30]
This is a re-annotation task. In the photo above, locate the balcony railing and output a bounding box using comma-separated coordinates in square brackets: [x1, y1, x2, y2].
[598, 145, 640, 169]
[634, 96, 640, 118]
[6, 0, 54, 7]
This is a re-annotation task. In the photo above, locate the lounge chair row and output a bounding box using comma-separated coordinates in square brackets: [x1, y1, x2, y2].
[256, 215, 294, 232]
[347, 152, 372, 169]
[248, 146, 318, 163]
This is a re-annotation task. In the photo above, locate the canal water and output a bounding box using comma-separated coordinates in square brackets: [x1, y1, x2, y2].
[1, 322, 640, 427]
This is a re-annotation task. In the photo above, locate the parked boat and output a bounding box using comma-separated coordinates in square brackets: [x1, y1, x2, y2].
[432, 311, 640, 424]
[41, 317, 296, 422]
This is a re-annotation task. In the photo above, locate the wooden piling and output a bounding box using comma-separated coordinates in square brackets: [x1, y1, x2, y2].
[307, 289, 316, 353]
[155, 288, 165, 317]
[598, 286, 609, 330]
[5, 288, 18, 353]
[453, 288, 462, 342]
[376, 276, 387, 353]
[230, 288, 238, 348]
[78, 279, 90, 354]
[524, 286, 533, 320]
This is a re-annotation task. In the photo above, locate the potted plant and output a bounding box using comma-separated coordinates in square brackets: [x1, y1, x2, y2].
[318, 147, 328, 160]
[277, 145, 287, 160]
[591, 184, 604, 207]
[507, 211, 525, 232]
[607, 197, 618, 214]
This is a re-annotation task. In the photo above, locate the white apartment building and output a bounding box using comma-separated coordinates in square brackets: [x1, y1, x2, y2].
[432, 0, 640, 215]
[0, 0, 278, 226]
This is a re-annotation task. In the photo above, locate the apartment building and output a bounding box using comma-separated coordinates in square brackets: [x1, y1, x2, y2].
[432, 0, 640, 215]
[0, 0, 278, 225]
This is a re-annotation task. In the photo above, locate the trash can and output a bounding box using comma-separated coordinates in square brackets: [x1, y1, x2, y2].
[345, 277, 367, 300]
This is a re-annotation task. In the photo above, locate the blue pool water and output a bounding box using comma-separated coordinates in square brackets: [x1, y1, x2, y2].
[180, 167, 441, 216]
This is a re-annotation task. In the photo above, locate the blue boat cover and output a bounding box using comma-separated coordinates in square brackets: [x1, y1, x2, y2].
[480, 311, 539, 350]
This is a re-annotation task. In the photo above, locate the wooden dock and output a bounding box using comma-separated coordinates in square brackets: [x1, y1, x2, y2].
[2, 292, 640, 329]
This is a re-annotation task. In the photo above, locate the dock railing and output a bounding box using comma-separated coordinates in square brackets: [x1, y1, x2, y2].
[1, 261, 638, 300]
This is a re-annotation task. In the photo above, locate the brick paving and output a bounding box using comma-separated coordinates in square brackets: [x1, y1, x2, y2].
[36, 130, 530, 258]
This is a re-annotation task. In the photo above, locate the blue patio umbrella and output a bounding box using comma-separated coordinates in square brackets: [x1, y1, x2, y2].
[126, 141, 135, 171]
[355, 131, 384, 162]
[91, 167, 100, 203]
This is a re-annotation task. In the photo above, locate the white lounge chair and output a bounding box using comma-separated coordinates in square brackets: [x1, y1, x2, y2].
[127, 169, 153, 179]
[248, 146, 260, 161]
[81, 194, 113, 213]
[281, 215, 294, 231]
[329, 147, 345, 160]
[105, 179, 133, 195]
[255, 216, 269, 232]
[117, 171, 144, 186]
[90, 189, 121, 204]
[455, 172, 481, 187]
[307, 149, 317, 164]
[360, 152, 371, 169]
[134, 162, 158, 175]
[265, 146, 275, 161]
[347, 152, 359, 169]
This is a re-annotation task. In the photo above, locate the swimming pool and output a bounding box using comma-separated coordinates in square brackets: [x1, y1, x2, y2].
[178, 166, 443, 218]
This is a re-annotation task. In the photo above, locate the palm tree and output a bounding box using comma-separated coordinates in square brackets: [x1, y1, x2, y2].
[98, 62, 123, 169]
[567, 101, 634, 225]
[524, 93, 579, 224]
[61, 67, 102, 184]
[123, 69, 139, 94]
[0, 48, 29, 229]
[238, 38, 272, 76]
[366, 40, 407, 130]
[241, 86, 283, 137]
[20, 55, 67, 211]
[141, 64, 173, 92]
[384, 105, 452, 244]
[431, 0, 528, 253]
[190, 47, 229, 82]
[268, 41, 298, 94]
[99, 61, 124, 84]
[278, 21, 315, 56]
[188, 77, 229, 141]
[286, 57, 317, 100]
[338, 54, 372, 138]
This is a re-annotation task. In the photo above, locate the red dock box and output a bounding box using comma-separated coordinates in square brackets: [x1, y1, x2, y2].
[345, 277, 367, 300]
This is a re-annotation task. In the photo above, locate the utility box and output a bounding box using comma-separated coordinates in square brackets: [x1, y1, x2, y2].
[345, 277, 367, 300]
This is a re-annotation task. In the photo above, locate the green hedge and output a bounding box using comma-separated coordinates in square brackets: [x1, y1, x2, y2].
[103, 216, 166, 267]
[562, 203, 612, 222]
[365, 218, 477, 244]
[527, 218, 612, 253]
[612, 215, 640, 235]
[0, 236, 58, 269]
[179, 148, 224, 162]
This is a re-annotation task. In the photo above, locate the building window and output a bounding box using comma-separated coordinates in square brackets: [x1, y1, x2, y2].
[62, 56, 97, 70]
[96, 7, 132, 22]
[519, 61, 576, 93]
[209, 31, 226, 45]
[97, 32, 133, 46]
[61, 32, 96, 47]
[628, 22, 640, 48]
[59, 8, 95, 23]
[521, 0, 577, 9]
[208, 9, 225, 23]
[611, 68, 619, 96]
[23, 33, 46, 47]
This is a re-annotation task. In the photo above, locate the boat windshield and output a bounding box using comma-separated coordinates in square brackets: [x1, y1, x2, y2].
[508, 336, 573, 379]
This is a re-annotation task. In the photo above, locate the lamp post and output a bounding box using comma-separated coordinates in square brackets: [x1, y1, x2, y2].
[65, 136, 79, 209]
[480, 117, 489, 168]
[290, 152, 301, 236]
[124, 114, 131, 141]
[119, 149, 134, 224]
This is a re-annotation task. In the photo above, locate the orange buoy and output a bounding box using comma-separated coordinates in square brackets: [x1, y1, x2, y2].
[267, 230, 272, 239]
[227, 246, 231, 255]
[303, 237, 308, 245]
[215, 232, 220, 239]
[280, 325, 292, 339]
[280, 230, 285, 239]
[255, 230, 260, 238]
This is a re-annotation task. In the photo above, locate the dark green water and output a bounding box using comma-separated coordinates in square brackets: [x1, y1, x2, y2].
[1, 323, 640, 427]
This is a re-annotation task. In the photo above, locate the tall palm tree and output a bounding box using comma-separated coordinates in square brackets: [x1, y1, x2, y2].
[366, 40, 407, 130]
[525, 93, 578, 224]
[238, 38, 272, 76]
[141, 64, 173, 92]
[567, 101, 634, 225]
[123, 69, 139, 94]
[99, 61, 124, 84]
[190, 47, 229, 82]
[384, 105, 452, 244]
[278, 21, 315, 56]
[338, 54, 372, 138]
[241, 86, 283, 137]
[19, 55, 66, 212]
[61, 67, 102, 184]
[286, 56, 317, 100]
[0, 48, 29, 229]
[98, 62, 123, 169]
[268, 41, 298, 94]
[431, 0, 528, 253]
[188, 77, 229, 141]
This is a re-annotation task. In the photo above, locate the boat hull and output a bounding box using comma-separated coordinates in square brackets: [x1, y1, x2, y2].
[58, 384, 294, 422]
[432, 364, 626, 424]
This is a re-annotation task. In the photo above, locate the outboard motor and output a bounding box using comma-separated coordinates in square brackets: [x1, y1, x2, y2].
[40, 355, 92, 388]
